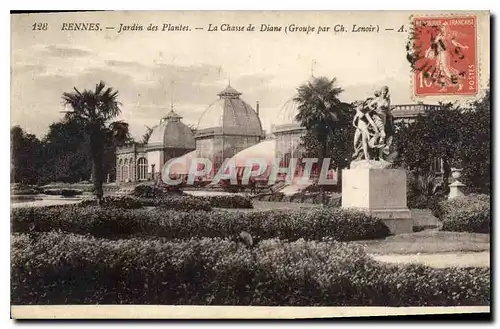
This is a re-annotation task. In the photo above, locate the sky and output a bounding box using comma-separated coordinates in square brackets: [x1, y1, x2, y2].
[10, 11, 490, 139]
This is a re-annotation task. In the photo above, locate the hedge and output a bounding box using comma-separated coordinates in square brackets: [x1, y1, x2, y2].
[437, 194, 490, 233]
[79, 196, 144, 209]
[42, 188, 83, 197]
[11, 205, 390, 241]
[137, 196, 212, 211]
[132, 184, 186, 198]
[11, 232, 490, 306]
[79, 196, 212, 211]
[197, 195, 253, 209]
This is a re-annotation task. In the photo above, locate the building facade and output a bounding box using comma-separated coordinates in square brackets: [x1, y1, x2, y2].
[194, 85, 265, 177]
[115, 109, 195, 184]
[116, 83, 443, 185]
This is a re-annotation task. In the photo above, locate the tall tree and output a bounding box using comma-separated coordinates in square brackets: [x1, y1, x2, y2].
[294, 77, 350, 202]
[42, 119, 91, 183]
[456, 87, 490, 193]
[62, 81, 126, 203]
[141, 126, 154, 144]
[394, 103, 463, 188]
[11, 126, 43, 184]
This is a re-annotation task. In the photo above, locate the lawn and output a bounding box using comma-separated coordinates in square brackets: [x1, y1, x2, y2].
[353, 230, 490, 255]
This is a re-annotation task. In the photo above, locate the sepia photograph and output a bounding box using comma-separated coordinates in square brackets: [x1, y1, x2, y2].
[9, 10, 491, 319]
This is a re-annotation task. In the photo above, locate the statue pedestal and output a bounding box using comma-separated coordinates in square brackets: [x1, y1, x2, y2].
[448, 180, 466, 199]
[342, 167, 413, 234]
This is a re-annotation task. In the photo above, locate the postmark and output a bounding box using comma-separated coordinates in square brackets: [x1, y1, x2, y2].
[407, 15, 478, 96]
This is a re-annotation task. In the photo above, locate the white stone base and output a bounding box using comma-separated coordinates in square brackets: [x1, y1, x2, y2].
[342, 168, 413, 234]
[368, 208, 413, 235]
[448, 181, 466, 199]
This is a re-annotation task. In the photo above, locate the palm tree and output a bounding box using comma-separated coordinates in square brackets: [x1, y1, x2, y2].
[62, 81, 124, 204]
[294, 77, 346, 204]
[141, 126, 154, 144]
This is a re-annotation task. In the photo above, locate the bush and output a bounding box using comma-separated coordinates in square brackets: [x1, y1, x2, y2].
[437, 194, 490, 233]
[132, 184, 186, 198]
[406, 172, 446, 212]
[11, 206, 390, 241]
[11, 184, 42, 195]
[198, 195, 253, 209]
[137, 196, 213, 211]
[43, 188, 83, 197]
[11, 232, 490, 306]
[78, 195, 212, 211]
[79, 196, 143, 209]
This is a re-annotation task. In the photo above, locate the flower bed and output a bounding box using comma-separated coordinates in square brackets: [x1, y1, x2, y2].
[437, 194, 490, 233]
[11, 206, 390, 241]
[11, 232, 490, 306]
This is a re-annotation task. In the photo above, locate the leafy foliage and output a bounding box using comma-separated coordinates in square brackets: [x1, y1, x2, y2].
[141, 126, 154, 144]
[437, 194, 490, 233]
[62, 81, 128, 200]
[294, 77, 353, 195]
[394, 88, 490, 193]
[11, 232, 490, 305]
[406, 171, 446, 211]
[79, 196, 143, 209]
[11, 118, 131, 186]
[11, 126, 45, 185]
[11, 204, 390, 241]
[132, 184, 186, 198]
[394, 103, 461, 187]
[197, 195, 253, 209]
[456, 88, 491, 193]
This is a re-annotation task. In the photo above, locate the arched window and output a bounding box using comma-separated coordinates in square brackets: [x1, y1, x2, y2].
[118, 159, 123, 182]
[137, 157, 148, 181]
[129, 158, 135, 181]
[124, 159, 129, 182]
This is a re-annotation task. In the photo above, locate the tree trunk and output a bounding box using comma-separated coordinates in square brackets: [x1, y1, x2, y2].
[442, 156, 451, 195]
[337, 167, 342, 193]
[320, 142, 328, 206]
[90, 126, 105, 205]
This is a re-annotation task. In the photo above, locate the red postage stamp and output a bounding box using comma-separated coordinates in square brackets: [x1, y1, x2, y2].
[410, 15, 477, 96]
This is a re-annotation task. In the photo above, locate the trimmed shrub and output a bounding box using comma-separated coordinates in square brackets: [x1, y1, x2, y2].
[79, 196, 143, 209]
[78, 196, 212, 211]
[198, 195, 253, 209]
[132, 184, 186, 198]
[11, 184, 43, 195]
[11, 206, 143, 238]
[43, 188, 83, 197]
[437, 194, 490, 233]
[11, 206, 390, 241]
[137, 196, 212, 211]
[11, 232, 490, 306]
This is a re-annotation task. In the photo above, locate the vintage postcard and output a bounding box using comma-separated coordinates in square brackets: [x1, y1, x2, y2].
[10, 11, 490, 319]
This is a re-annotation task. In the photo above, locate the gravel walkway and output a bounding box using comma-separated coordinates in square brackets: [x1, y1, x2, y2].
[371, 252, 490, 268]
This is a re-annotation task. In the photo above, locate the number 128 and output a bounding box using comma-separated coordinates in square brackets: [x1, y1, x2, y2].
[32, 23, 48, 31]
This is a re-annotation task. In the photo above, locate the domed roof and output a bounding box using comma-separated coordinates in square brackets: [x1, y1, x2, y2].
[272, 97, 304, 134]
[277, 98, 299, 124]
[196, 85, 263, 137]
[147, 109, 195, 150]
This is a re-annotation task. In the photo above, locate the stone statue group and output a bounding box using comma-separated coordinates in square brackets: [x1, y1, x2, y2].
[352, 86, 396, 164]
